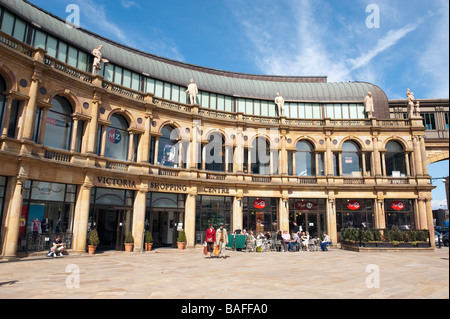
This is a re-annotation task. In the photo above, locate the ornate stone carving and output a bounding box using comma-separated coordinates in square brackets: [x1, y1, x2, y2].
[275, 93, 285, 117]
[407, 88, 421, 118]
[364, 92, 374, 118]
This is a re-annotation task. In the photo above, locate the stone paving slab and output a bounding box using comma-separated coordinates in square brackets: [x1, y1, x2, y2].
[0, 248, 448, 300]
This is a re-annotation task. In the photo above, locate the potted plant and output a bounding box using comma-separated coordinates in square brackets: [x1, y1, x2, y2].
[145, 231, 153, 251]
[88, 229, 100, 255]
[124, 233, 134, 252]
[177, 230, 186, 250]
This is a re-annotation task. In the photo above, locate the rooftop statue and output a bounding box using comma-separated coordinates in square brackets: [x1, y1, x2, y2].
[407, 88, 421, 118]
[186, 79, 199, 105]
[91, 45, 109, 75]
[364, 92, 375, 118]
[275, 93, 285, 117]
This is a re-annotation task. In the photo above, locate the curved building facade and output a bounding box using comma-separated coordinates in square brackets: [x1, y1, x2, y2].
[0, 0, 436, 258]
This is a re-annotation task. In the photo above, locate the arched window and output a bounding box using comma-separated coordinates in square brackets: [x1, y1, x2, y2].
[385, 141, 407, 177]
[295, 140, 315, 176]
[43, 96, 73, 150]
[157, 125, 179, 167]
[205, 132, 225, 172]
[105, 114, 129, 161]
[251, 137, 270, 175]
[0, 75, 6, 132]
[341, 141, 362, 176]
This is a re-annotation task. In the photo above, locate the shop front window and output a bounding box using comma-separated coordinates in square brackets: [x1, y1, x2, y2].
[336, 199, 374, 232]
[44, 96, 73, 150]
[341, 141, 363, 177]
[195, 196, 232, 244]
[105, 114, 130, 161]
[205, 132, 225, 172]
[385, 141, 407, 177]
[243, 198, 278, 235]
[295, 140, 315, 176]
[157, 125, 180, 167]
[385, 200, 414, 230]
[18, 181, 77, 252]
[289, 199, 326, 238]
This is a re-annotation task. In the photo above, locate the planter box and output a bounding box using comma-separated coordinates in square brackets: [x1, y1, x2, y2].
[343, 241, 360, 247]
[414, 242, 430, 248]
[363, 243, 377, 248]
[376, 242, 394, 248]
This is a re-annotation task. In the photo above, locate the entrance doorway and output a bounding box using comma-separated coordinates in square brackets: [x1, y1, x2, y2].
[93, 207, 133, 251]
[150, 209, 184, 248]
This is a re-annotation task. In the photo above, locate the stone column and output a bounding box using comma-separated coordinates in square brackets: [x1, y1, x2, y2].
[373, 137, 382, 176]
[1, 177, 26, 260]
[185, 187, 197, 248]
[73, 180, 92, 254]
[425, 198, 436, 248]
[87, 97, 100, 154]
[419, 136, 429, 176]
[374, 198, 386, 230]
[127, 131, 135, 162]
[326, 197, 338, 245]
[279, 193, 289, 232]
[100, 124, 108, 157]
[326, 137, 333, 176]
[70, 118, 79, 152]
[418, 197, 428, 230]
[280, 134, 288, 175]
[21, 70, 41, 141]
[132, 189, 147, 252]
[140, 113, 152, 163]
[1, 95, 13, 138]
[233, 194, 244, 233]
[413, 137, 423, 176]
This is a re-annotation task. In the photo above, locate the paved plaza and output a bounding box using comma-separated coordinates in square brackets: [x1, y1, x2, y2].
[0, 247, 448, 300]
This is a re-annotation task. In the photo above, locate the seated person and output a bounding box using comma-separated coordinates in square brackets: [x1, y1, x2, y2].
[320, 232, 332, 251]
[288, 232, 300, 251]
[246, 230, 256, 252]
[281, 230, 291, 252]
[47, 236, 66, 257]
[301, 232, 310, 251]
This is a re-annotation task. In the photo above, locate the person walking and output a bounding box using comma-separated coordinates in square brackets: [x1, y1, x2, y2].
[215, 223, 229, 259]
[204, 223, 216, 258]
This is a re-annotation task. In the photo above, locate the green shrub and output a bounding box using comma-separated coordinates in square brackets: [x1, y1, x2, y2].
[145, 231, 153, 243]
[177, 230, 186, 243]
[124, 233, 134, 244]
[89, 229, 100, 246]
[341, 228, 360, 242]
[361, 230, 374, 242]
[417, 230, 429, 242]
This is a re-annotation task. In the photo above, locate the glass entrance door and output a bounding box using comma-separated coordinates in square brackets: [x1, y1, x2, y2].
[150, 209, 184, 248]
[94, 207, 132, 251]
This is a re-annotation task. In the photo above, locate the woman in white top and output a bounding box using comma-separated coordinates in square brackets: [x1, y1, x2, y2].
[301, 232, 310, 251]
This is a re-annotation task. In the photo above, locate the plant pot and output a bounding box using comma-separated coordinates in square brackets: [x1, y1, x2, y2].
[145, 243, 153, 251]
[124, 243, 134, 252]
[177, 242, 186, 250]
[88, 245, 97, 255]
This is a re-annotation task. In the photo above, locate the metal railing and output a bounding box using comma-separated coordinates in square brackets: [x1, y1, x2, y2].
[17, 233, 73, 253]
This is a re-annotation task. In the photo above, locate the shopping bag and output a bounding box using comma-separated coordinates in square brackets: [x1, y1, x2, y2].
[214, 245, 219, 256]
[204, 242, 208, 255]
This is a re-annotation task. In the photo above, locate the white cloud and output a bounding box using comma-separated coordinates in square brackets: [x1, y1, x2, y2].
[432, 199, 448, 210]
[120, 0, 141, 9]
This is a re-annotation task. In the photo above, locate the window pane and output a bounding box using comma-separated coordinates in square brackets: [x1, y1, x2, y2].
[1, 11, 14, 35]
[34, 30, 47, 49]
[67, 46, 78, 68]
[131, 73, 140, 91]
[357, 104, 365, 119]
[217, 95, 225, 111]
[57, 42, 67, 63]
[172, 85, 180, 102]
[268, 102, 276, 117]
[155, 80, 163, 98]
[114, 66, 123, 85]
[305, 104, 313, 118]
[77, 51, 88, 72]
[145, 78, 155, 94]
[326, 104, 334, 118]
[290, 103, 298, 118]
[225, 96, 233, 112]
[334, 104, 342, 119]
[103, 63, 114, 82]
[246, 99, 253, 115]
[122, 69, 131, 88]
[349, 104, 358, 119]
[210, 93, 217, 110]
[313, 104, 322, 119]
[342, 104, 350, 119]
[46, 36, 58, 58]
[201, 92, 209, 108]
[164, 82, 171, 99]
[44, 99, 73, 150]
[180, 87, 187, 104]
[298, 103, 305, 118]
[105, 126, 129, 161]
[261, 101, 269, 116]
[238, 99, 245, 113]
[13, 18, 27, 42]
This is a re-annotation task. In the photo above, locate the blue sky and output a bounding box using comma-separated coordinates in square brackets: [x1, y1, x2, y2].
[28, 0, 449, 210]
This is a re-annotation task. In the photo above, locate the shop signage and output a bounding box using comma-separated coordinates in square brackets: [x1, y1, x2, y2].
[149, 182, 187, 192]
[254, 199, 267, 209]
[391, 201, 405, 211]
[96, 176, 137, 188]
[294, 201, 318, 211]
[203, 187, 230, 194]
[108, 129, 122, 144]
[347, 200, 361, 211]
